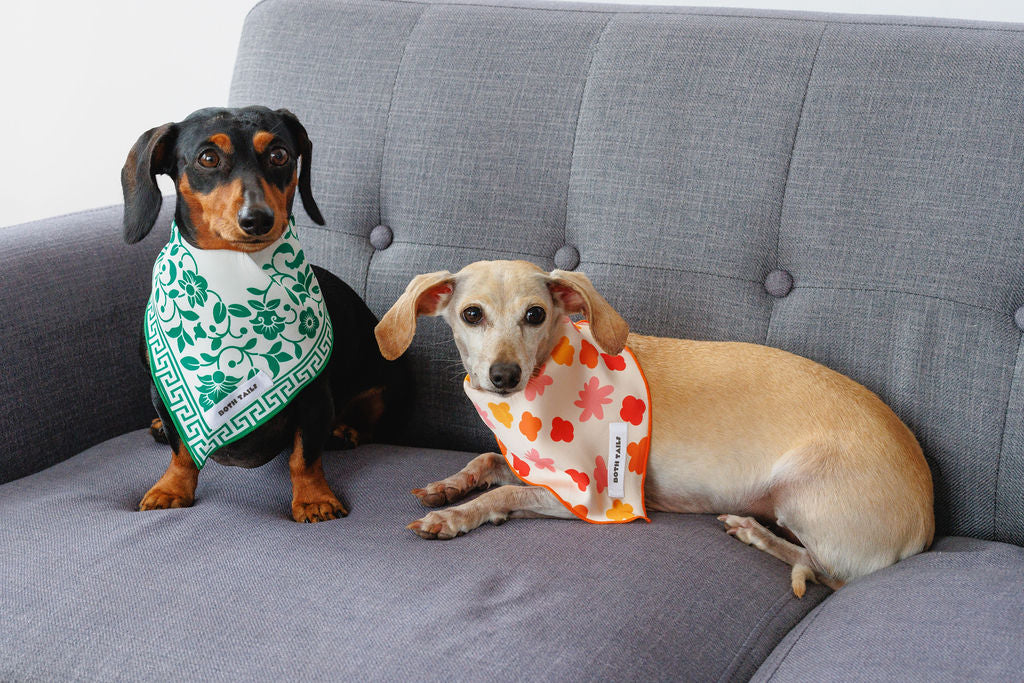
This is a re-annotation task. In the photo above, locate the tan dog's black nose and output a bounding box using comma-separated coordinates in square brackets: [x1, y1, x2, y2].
[489, 363, 521, 390]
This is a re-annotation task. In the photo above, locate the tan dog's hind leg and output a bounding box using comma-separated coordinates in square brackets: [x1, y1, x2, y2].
[718, 515, 845, 597]
[412, 452, 517, 507]
[408, 484, 574, 539]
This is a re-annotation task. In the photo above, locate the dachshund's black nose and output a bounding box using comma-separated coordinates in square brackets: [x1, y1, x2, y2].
[489, 363, 522, 390]
[238, 204, 275, 236]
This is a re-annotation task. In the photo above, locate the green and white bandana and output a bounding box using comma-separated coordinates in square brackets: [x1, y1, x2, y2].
[145, 218, 333, 468]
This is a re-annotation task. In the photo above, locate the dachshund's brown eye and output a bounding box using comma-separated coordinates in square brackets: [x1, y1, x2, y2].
[269, 147, 289, 166]
[462, 306, 483, 325]
[197, 150, 220, 168]
[524, 306, 546, 325]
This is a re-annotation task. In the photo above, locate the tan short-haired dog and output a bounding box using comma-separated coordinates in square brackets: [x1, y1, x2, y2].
[375, 260, 934, 596]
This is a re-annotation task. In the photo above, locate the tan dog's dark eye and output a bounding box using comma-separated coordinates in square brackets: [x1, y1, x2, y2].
[197, 150, 220, 168]
[269, 147, 289, 166]
[462, 306, 483, 325]
[524, 306, 546, 325]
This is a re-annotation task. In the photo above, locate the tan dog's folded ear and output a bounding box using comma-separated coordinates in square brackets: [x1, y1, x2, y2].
[547, 270, 629, 355]
[375, 271, 455, 360]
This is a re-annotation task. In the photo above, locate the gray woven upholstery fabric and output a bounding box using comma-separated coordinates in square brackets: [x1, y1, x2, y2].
[0, 203, 172, 483]
[0, 431, 828, 681]
[752, 536, 1024, 681]
[230, 0, 1024, 545]
[6, 0, 1024, 678]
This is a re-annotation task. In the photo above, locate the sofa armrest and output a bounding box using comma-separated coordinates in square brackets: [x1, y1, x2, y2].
[0, 203, 173, 483]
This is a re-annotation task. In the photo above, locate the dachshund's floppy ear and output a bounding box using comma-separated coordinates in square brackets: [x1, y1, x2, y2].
[375, 271, 455, 361]
[121, 123, 177, 244]
[276, 108, 325, 226]
[547, 270, 629, 355]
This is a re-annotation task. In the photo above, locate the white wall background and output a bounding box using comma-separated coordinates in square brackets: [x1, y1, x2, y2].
[2, 0, 1022, 228]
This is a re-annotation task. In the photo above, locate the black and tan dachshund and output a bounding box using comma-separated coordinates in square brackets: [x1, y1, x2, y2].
[122, 106, 411, 522]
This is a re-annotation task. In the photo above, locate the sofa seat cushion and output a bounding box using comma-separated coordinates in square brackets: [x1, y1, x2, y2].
[0, 430, 829, 680]
[753, 536, 1024, 681]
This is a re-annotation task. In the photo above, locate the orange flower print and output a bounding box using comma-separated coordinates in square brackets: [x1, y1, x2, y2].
[626, 436, 650, 474]
[601, 352, 626, 371]
[605, 499, 635, 521]
[523, 448, 555, 472]
[594, 455, 608, 494]
[550, 417, 574, 442]
[566, 469, 590, 491]
[488, 402, 513, 428]
[620, 395, 646, 426]
[579, 339, 599, 369]
[551, 336, 575, 366]
[574, 376, 614, 422]
[510, 453, 530, 477]
[519, 411, 542, 441]
[571, 504, 589, 518]
[524, 370, 553, 401]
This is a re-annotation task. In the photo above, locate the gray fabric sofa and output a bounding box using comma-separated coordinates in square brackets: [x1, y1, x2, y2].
[3, 0, 1023, 679]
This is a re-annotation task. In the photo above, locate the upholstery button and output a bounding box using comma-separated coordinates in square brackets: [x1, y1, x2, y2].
[554, 245, 580, 271]
[369, 224, 393, 250]
[1015, 305, 1024, 332]
[764, 269, 793, 298]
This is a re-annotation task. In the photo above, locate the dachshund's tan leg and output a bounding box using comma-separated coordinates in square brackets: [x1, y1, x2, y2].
[411, 452, 518, 507]
[408, 484, 573, 539]
[139, 442, 198, 510]
[290, 429, 347, 523]
[718, 514, 845, 597]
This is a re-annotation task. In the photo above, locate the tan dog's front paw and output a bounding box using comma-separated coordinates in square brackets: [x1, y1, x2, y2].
[411, 473, 478, 508]
[407, 507, 491, 539]
[139, 486, 194, 511]
[292, 497, 348, 523]
[411, 453, 508, 507]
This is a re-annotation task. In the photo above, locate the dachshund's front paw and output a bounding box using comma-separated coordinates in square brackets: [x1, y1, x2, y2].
[292, 497, 348, 523]
[139, 486, 194, 510]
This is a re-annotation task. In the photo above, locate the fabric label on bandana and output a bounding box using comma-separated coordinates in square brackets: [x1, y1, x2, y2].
[607, 421, 628, 500]
[203, 370, 273, 429]
[145, 219, 333, 468]
[464, 318, 651, 524]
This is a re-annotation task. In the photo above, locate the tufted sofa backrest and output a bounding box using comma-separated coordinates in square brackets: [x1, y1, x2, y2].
[230, 0, 1024, 544]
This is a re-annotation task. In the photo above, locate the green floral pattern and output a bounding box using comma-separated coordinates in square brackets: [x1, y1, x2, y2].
[298, 307, 319, 338]
[250, 306, 287, 340]
[178, 270, 209, 308]
[145, 219, 334, 468]
[196, 371, 242, 409]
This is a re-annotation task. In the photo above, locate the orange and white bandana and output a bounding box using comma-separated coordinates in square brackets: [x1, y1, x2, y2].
[464, 317, 651, 523]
